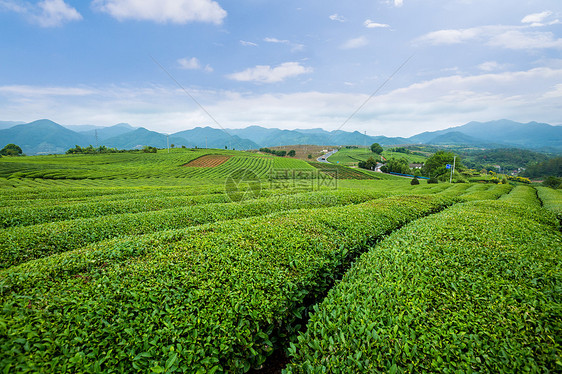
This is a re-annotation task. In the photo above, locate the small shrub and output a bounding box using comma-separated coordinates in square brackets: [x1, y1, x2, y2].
[428, 177, 438, 184]
[410, 177, 420, 185]
[543, 176, 561, 189]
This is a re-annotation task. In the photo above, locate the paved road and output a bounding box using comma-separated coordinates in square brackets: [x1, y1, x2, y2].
[317, 149, 338, 163]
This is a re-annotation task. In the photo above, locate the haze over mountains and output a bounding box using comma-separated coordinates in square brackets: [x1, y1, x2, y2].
[0, 119, 560, 155]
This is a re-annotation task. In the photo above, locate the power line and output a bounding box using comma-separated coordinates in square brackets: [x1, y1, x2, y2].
[150, 55, 244, 150]
[327, 54, 414, 144]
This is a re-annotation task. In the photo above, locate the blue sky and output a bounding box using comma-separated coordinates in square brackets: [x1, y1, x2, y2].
[1, 0, 561, 136]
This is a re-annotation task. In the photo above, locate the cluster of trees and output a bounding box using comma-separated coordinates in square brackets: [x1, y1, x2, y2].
[389, 147, 412, 154]
[523, 157, 562, 179]
[361, 148, 465, 182]
[66, 145, 119, 154]
[0, 143, 23, 156]
[389, 146, 427, 158]
[380, 157, 411, 174]
[357, 143, 383, 170]
[543, 176, 561, 189]
[462, 148, 549, 172]
[259, 148, 296, 157]
[142, 146, 158, 153]
[370, 143, 383, 154]
[422, 150, 464, 180]
[358, 157, 377, 170]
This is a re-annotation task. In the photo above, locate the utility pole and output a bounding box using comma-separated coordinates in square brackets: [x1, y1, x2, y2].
[450, 156, 456, 183]
[95, 129, 98, 148]
[205, 137, 207, 149]
[167, 134, 170, 153]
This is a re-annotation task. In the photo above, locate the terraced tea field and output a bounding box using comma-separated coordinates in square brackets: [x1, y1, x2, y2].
[0, 150, 560, 373]
[184, 155, 232, 167]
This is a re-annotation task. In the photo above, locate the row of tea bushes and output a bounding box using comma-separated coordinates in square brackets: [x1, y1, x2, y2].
[0, 190, 387, 269]
[0, 184, 225, 208]
[0, 193, 231, 228]
[286, 189, 561, 372]
[537, 186, 562, 223]
[0, 195, 454, 373]
[457, 183, 512, 201]
[499, 185, 542, 207]
[0, 185, 313, 228]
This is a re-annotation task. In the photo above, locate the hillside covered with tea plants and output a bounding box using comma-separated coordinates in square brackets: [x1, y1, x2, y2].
[0, 149, 560, 373]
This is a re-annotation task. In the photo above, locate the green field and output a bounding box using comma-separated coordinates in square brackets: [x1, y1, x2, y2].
[1, 151, 560, 373]
[326, 147, 375, 166]
[0, 148, 314, 180]
[382, 150, 427, 164]
[327, 147, 427, 167]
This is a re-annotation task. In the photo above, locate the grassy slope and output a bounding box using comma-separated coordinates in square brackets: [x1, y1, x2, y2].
[327, 148, 374, 165]
[0, 149, 314, 180]
[286, 186, 561, 372]
[382, 150, 427, 164]
[2, 150, 554, 372]
[327, 148, 427, 166]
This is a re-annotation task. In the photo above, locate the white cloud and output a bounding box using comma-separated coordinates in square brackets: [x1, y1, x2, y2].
[341, 36, 369, 49]
[417, 24, 562, 50]
[521, 11, 560, 27]
[178, 57, 201, 70]
[0, 0, 81, 27]
[477, 61, 507, 72]
[291, 44, 305, 52]
[240, 40, 258, 47]
[226, 62, 313, 83]
[329, 13, 345, 22]
[416, 26, 487, 45]
[0, 85, 95, 96]
[2, 67, 562, 137]
[0, 0, 28, 13]
[92, 0, 226, 24]
[264, 37, 289, 44]
[488, 30, 562, 50]
[35, 0, 81, 27]
[364, 19, 390, 28]
[521, 10, 552, 25]
[382, 0, 403, 7]
[542, 83, 562, 99]
[177, 57, 213, 72]
[264, 37, 305, 52]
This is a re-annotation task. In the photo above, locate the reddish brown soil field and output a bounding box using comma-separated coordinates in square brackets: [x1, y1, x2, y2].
[184, 155, 232, 167]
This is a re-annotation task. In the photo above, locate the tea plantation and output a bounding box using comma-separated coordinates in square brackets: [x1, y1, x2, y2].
[0, 149, 560, 373]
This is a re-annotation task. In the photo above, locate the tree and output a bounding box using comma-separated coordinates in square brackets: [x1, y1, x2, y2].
[288, 150, 296, 157]
[422, 151, 463, 180]
[142, 146, 157, 153]
[358, 156, 377, 170]
[543, 176, 561, 189]
[1, 143, 23, 156]
[370, 143, 383, 154]
[308, 154, 312, 159]
[524, 157, 562, 178]
[380, 157, 410, 174]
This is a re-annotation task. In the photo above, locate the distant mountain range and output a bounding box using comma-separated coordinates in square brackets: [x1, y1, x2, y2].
[0, 121, 25, 130]
[0, 119, 560, 155]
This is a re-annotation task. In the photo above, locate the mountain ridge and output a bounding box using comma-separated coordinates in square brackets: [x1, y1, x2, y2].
[0, 119, 560, 155]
